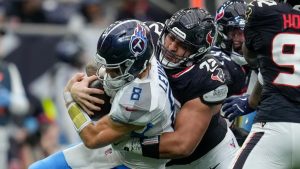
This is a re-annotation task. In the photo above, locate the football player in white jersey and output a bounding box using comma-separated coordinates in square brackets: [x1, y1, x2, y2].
[29, 19, 176, 169]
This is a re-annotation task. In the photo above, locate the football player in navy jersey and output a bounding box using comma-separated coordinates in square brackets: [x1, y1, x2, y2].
[223, 0, 300, 168]
[115, 8, 240, 169]
[212, 0, 250, 97]
[67, 8, 240, 169]
[210, 0, 253, 145]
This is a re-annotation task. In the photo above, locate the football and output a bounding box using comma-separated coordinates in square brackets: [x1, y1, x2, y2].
[88, 79, 111, 120]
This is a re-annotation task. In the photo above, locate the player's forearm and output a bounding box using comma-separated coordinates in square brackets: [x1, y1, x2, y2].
[159, 131, 197, 158]
[158, 100, 212, 158]
[64, 92, 99, 148]
[248, 80, 262, 109]
[79, 123, 109, 149]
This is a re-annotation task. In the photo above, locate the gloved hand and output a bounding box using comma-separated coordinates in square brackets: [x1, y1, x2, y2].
[0, 86, 11, 107]
[221, 94, 255, 122]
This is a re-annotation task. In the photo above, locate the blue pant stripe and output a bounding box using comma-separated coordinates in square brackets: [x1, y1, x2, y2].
[29, 151, 71, 169]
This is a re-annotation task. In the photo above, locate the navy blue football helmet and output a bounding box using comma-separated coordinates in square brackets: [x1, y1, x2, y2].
[214, 0, 247, 52]
[95, 19, 154, 90]
[157, 7, 215, 69]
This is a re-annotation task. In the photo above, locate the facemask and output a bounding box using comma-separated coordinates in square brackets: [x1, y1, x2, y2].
[159, 52, 181, 69]
[158, 35, 183, 69]
[103, 74, 126, 98]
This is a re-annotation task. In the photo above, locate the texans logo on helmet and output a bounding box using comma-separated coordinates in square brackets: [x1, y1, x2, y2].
[130, 24, 148, 57]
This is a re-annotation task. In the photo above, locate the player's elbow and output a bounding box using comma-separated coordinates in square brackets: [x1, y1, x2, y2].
[83, 139, 99, 149]
[169, 140, 194, 158]
[176, 142, 194, 157]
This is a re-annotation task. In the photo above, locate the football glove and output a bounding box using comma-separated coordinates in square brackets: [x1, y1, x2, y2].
[221, 94, 255, 122]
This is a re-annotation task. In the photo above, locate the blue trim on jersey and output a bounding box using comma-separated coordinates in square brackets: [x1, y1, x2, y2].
[28, 151, 71, 169]
[240, 111, 256, 132]
[130, 123, 153, 139]
[113, 165, 130, 169]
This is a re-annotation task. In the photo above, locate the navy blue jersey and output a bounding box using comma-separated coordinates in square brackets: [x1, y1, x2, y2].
[165, 55, 229, 165]
[208, 46, 250, 96]
[245, 0, 300, 123]
[166, 55, 228, 105]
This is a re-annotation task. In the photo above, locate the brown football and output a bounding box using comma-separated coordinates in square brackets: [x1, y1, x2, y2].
[88, 79, 111, 120]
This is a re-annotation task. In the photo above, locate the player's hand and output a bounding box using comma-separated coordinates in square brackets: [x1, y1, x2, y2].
[70, 75, 105, 116]
[64, 73, 85, 92]
[221, 94, 255, 122]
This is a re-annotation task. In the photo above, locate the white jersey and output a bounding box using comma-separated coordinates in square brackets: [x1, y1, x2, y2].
[109, 57, 176, 169]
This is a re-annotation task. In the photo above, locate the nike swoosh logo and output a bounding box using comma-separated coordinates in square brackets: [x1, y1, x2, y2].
[210, 163, 220, 169]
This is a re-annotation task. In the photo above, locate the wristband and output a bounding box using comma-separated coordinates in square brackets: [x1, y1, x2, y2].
[67, 102, 92, 133]
[63, 92, 74, 105]
[141, 136, 160, 159]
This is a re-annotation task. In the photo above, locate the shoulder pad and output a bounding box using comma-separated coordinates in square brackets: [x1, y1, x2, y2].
[202, 84, 228, 104]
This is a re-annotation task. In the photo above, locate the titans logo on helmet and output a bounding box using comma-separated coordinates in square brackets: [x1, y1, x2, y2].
[130, 24, 148, 57]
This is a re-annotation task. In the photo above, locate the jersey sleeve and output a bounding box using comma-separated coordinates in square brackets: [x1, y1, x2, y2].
[171, 55, 229, 105]
[109, 82, 156, 126]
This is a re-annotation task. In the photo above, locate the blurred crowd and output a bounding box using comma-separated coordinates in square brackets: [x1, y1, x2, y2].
[0, 0, 174, 169]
